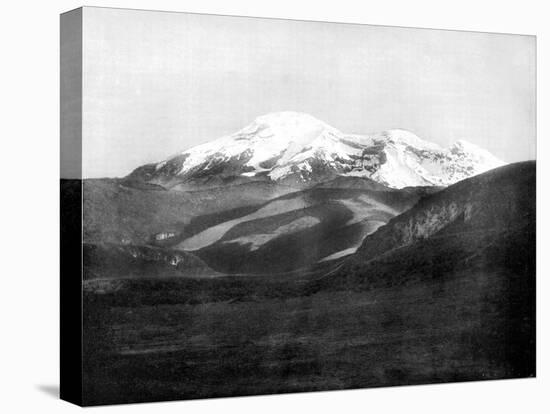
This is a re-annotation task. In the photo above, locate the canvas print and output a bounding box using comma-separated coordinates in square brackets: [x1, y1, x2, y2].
[60, 7, 536, 406]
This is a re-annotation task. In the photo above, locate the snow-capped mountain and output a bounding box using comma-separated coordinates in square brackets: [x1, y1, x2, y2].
[128, 111, 505, 189]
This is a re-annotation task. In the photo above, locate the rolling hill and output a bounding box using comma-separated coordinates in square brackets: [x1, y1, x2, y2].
[325, 160, 536, 284]
[83, 178, 298, 246]
[174, 178, 430, 273]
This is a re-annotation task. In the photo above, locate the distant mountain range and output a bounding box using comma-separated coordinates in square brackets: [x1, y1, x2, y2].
[127, 112, 504, 189]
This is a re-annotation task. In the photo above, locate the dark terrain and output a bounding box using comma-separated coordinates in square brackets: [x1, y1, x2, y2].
[84, 175, 433, 274]
[80, 162, 535, 405]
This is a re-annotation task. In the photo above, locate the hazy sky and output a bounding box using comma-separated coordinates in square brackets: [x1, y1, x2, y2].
[82, 7, 536, 178]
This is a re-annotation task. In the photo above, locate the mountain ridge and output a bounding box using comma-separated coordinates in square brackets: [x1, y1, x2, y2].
[317, 161, 536, 288]
[127, 111, 504, 190]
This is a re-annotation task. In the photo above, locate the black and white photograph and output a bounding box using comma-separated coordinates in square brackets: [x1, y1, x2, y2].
[58, 6, 537, 406]
[1, 1, 548, 413]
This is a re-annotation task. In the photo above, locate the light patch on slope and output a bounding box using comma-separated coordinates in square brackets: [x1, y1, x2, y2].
[177, 196, 310, 251]
[319, 247, 358, 262]
[223, 216, 320, 251]
[318, 219, 386, 262]
[339, 195, 399, 225]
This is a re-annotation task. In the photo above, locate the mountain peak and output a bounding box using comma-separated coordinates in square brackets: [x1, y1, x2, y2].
[237, 111, 338, 146]
[127, 112, 505, 189]
[251, 111, 329, 129]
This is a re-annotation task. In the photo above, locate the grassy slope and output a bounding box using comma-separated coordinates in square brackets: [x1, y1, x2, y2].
[84, 176, 425, 275]
[349, 161, 535, 264]
[83, 179, 298, 245]
[193, 186, 424, 274]
[83, 243, 221, 280]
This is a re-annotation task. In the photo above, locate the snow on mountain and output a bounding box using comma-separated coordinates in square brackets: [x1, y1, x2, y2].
[128, 111, 505, 189]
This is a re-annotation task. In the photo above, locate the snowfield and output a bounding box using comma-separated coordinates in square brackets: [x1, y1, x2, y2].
[133, 111, 505, 189]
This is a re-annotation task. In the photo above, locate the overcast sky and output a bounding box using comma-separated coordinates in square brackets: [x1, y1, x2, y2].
[82, 7, 536, 178]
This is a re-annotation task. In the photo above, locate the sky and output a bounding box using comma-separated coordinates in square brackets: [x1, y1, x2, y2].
[81, 7, 536, 178]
